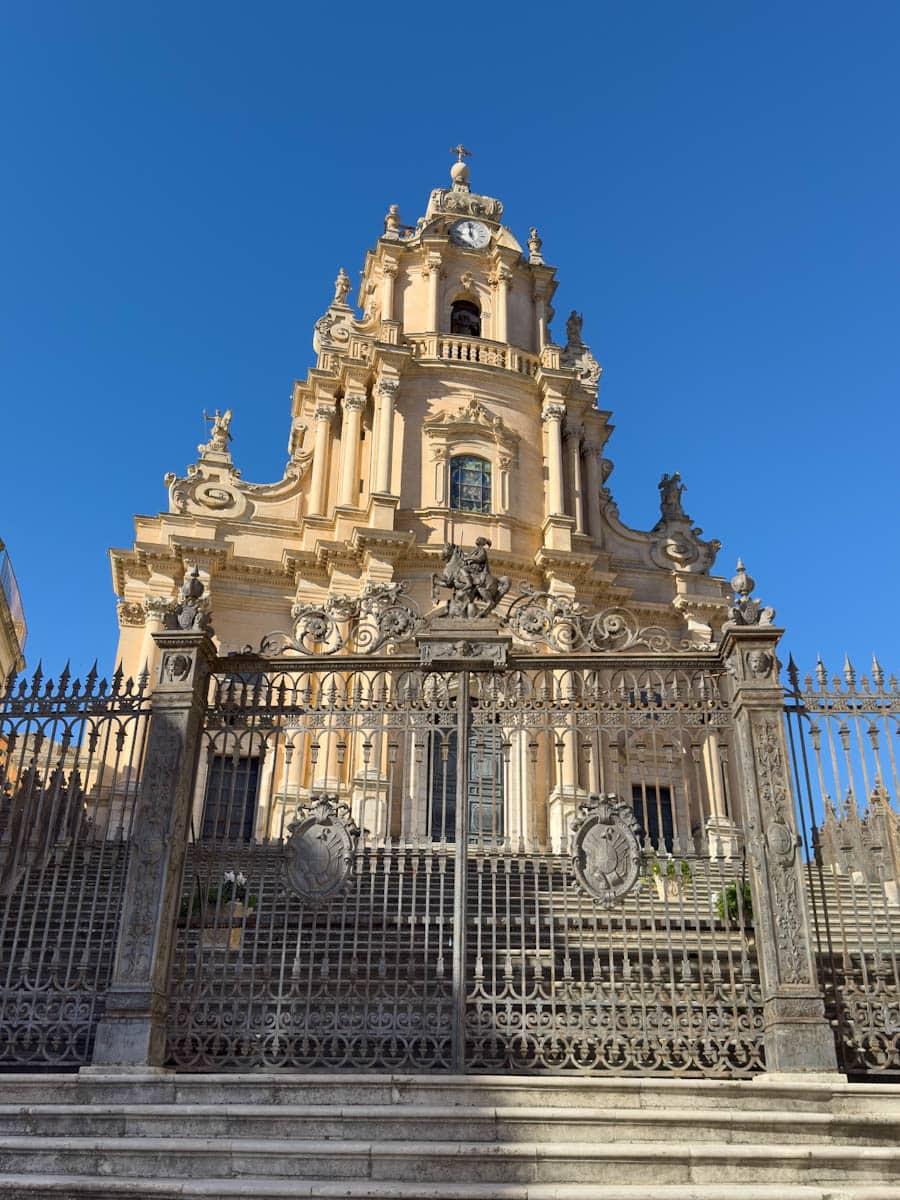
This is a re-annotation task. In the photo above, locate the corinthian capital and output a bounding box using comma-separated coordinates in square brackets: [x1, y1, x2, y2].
[342, 392, 367, 413]
[542, 402, 567, 423]
[314, 403, 337, 423]
[377, 378, 399, 400]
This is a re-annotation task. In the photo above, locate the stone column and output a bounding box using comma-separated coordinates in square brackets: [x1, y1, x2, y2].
[723, 622, 839, 1074]
[381, 261, 398, 323]
[424, 255, 441, 331]
[565, 423, 585, 533]
[533, 285, 548, 350]
[338, 392, 366, 508]
[492, 265, 512, 343]
[542, 402, 567, 518]
[307, 402, 336, 516]
[373, 378, 398, 495]
[91, 629, 215, 1067]
[583, 440, 604, 545]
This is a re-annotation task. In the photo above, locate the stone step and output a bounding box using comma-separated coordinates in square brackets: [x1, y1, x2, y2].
[0, 1135, 898, 1184]
[1, 1177, 900, 1200]
[0, 1102, 896, 1145]
[3, 1073, 897, 1116]
[2, 1179, 900, 1199]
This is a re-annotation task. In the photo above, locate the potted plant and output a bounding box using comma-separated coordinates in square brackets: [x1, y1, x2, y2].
[649, 855, 692, 901]
[178, 870, 257, 950]
[714, 881, 754, 943]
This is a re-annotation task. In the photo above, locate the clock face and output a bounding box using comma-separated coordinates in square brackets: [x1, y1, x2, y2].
[449, 219, 490, 250]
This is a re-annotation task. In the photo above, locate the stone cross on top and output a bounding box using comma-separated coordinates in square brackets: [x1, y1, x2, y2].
[450, 144, 472, 163]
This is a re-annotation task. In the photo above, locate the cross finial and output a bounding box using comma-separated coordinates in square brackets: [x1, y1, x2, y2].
[450, 144, 471, 163]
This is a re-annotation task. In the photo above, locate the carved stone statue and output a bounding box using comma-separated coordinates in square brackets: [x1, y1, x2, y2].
[163, 566, 213, 635]
[565, 310, 584, 347]
[384, 204, 401, 236]
[201, 409, 232, 456]
[658, 472, 687, 523]
[333, 268, 351, 305]
[527, 227, 543, 263]
[431, 537, 510, 619]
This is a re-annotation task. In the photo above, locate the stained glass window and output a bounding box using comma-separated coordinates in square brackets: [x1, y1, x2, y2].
[449, 454, 491, 514]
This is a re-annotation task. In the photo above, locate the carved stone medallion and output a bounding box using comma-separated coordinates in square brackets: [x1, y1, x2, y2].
[570, 793, 642, 906]
[284, 794, 359, 903]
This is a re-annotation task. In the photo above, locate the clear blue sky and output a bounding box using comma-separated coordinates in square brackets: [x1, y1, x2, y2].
[2, 2, 898, 681]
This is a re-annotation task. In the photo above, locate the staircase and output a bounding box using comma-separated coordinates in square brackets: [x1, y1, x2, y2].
[0, 1071, 898, 1198]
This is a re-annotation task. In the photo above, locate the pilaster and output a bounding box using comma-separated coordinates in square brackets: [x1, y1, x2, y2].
[722, 622, 839, 1074]
[91, 630, 216, 1068]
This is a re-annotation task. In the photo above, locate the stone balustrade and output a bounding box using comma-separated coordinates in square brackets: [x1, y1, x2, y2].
[408, 334, 540, 377]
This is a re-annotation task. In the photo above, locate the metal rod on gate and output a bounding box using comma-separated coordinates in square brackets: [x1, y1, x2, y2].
[451, 670, 470, 1071]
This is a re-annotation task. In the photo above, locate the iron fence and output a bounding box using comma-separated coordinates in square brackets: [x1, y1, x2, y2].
[164, 659, 764, 1075]
[0, 664, 150, 1067]
[785, 656, 900, 1075]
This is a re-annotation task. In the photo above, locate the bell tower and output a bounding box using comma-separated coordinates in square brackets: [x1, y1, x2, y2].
[110, 151, 728, 675]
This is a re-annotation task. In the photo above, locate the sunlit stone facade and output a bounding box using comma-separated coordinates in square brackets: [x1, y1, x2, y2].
[109, 158, 738, 853]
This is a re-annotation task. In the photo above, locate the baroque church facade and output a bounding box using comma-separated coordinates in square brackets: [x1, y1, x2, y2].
[109, 153, 739, 860]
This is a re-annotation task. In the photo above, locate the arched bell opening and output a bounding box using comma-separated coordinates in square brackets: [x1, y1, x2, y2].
[450, 298, 481, 337]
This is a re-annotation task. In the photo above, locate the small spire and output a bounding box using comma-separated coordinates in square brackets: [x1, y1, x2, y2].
[872, 653, 884, 688]
[448, 144, 471, 190]
[527, 227, 544, 265]
[842, 654, 856, 687]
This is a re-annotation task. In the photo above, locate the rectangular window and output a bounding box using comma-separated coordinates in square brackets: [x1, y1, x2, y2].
[202, 755, 260, 843]
[632, 784, 673, 852]
[450, 455, 491, 514]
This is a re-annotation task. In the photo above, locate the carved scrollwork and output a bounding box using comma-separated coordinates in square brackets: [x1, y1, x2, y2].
[285, 794, 360, 903]
[504, 585, 694, 654]
[752, 717, 811, 986]
[570, 793, 642, 906]
[260, 581, 425, 658]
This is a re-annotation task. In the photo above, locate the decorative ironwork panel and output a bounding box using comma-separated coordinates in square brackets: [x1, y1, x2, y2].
[165, 658, 764, 1076]
[785, 656, 900, 1075]
[0, 663, 150, 1067]
[165, 668, 458, 1070]
[464, 667, 762, 1075]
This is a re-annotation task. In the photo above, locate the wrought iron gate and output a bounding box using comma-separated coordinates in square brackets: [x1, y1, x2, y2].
[785, 657, 900, 1076]
[165, 658, 764, 1075]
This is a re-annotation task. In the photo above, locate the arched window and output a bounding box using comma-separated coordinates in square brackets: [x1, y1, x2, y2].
[450, 299, 481, 337]
[450, 454, 491, 513]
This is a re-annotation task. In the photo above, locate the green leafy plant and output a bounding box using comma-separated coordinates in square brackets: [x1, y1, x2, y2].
[649, 856, 692, 883]
[178, 871, 257, 919]
[714, 881, 753, 926]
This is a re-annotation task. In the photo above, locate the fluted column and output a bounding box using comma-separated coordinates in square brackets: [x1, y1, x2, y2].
[565, 423, 585, 533]
[374, 379, 399, 495]
[381, 261, 398, 323]
[583, 440, 604, 544]
[542, 402, 566, 518]
[307, 402, 336, 517]
[338, 392, 366, 508]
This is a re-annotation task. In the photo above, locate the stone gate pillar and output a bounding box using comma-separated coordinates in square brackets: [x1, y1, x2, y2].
[91, 626, 215, 1068]
[722, 600, 838, 1074]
